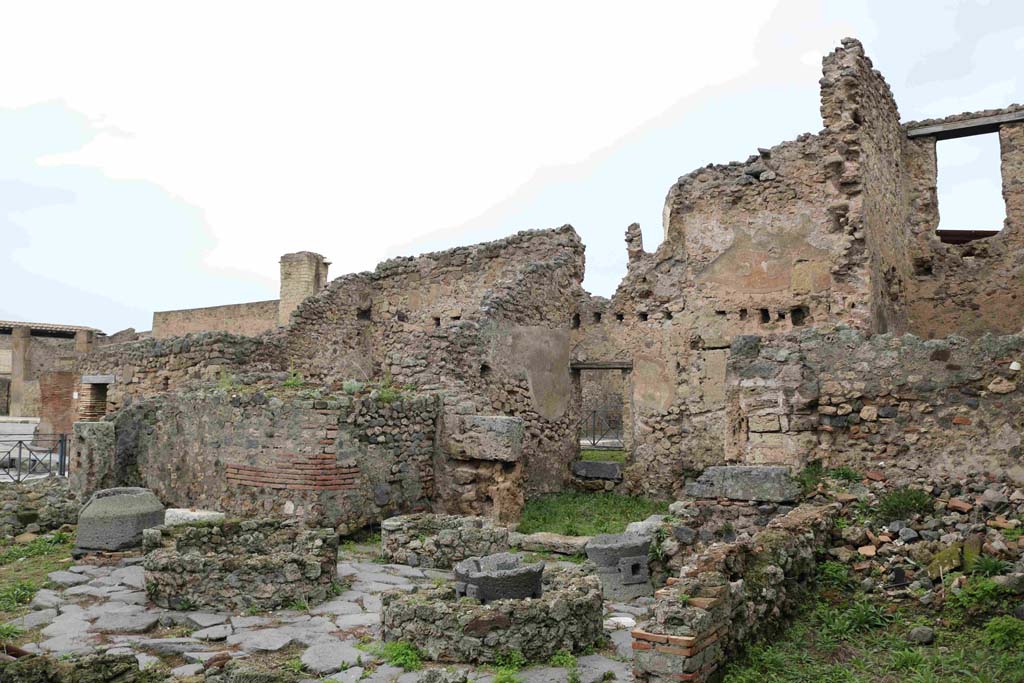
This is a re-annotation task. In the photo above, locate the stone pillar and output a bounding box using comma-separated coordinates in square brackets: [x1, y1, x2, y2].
[74, 329, 95, 353]
[69, 421, 117, 498]
[9, 326, 30, 417]
[278, 252, 330, 327]
[1000, 122, 1023, 238]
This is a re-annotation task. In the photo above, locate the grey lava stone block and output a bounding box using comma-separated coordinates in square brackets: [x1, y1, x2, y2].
[684, 466, 800, 503]
[571, 460, 623, 481]
[75, 487, 165, 552]
[454, 552, 544, 603]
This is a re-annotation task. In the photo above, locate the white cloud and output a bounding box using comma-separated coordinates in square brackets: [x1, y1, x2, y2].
[0, 1, 1021, 332]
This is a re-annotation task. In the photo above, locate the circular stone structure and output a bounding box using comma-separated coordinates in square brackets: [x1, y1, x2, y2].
[75, 487, 165, 554]
[454, 552, 544, 603]
[585, 532, 652, 601]
[382, 564, 603, 664]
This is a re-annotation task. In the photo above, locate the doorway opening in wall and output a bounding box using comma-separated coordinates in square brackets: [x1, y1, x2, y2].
[576, 368, 627, 464]
[935, 133, 1005, 245]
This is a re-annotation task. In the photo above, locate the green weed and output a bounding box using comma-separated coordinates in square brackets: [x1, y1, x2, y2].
[983, 615, 1024, 650]
[971, 556, 1011, 578]
[877, 487, 934, 521]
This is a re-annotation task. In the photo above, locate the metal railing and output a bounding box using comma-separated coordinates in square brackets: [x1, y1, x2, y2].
[0, 434, 67, 482]
[579, 406, 624, 449]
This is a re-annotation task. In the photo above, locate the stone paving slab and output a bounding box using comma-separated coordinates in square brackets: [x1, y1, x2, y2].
[18, 546, 641, 682]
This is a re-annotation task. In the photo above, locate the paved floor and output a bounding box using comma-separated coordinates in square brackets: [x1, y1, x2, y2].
[11, 543, 642, 682]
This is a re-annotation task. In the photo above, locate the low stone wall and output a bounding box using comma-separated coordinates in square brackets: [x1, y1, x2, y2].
[142, 518, 339, 611]
[382, 565, 604, 663]
[653, 498, 790, 578]
[633, 504, 838, 682]
[380, 513, 510, 569]
[0, 477, 78, 539]
[726, 328, 1024, 479]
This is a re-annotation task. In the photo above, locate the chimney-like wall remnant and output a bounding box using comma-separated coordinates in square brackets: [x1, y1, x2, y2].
[278, 251, 330, 327]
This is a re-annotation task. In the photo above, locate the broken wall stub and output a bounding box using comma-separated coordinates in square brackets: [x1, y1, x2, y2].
[726, 327, 1024, 480]
[633, 504, 837, 683]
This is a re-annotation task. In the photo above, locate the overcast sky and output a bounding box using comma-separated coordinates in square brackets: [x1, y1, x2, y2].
[2, 1, 1022, 334]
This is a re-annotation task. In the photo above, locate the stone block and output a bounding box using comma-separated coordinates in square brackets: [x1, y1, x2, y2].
[75, 487, 165, 553]
[448, 415, 524, 462]
[748, 415, 781, 432]
[453, 552, 544, 603]
[684, 466, 800, 503]
[585, 533, 652, 600]
[571, 460, 623, 480]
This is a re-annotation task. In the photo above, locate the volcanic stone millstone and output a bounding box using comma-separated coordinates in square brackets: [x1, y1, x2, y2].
[454, 552, 544, 603]
[75, 487, 165, 552]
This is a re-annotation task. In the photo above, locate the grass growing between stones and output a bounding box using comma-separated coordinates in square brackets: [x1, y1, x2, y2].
[516, 492, 668, 537]
[0, 531, 74, 621]
[721, 589, 1024, 683]
[579, 449, 627, 463]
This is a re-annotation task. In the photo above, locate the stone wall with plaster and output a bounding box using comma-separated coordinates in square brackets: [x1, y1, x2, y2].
[726, 328, 1024, 480]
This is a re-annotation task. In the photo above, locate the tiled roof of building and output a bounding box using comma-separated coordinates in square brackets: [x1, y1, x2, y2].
[0, 320, 104, 335]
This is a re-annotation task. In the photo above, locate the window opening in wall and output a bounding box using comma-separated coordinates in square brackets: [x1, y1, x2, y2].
[357, 307, 372, 321]
[572, 313, 581, 329]
[615, 312, 624, 322]
[664, 310, 673, 320]
[451, 315, 461, 321]
[790, 306, 809, 326]
[759, 308, 771, 324]
[480, 363, 492, 378]
[433, 317, 441, 327]
[935, 134, 1005, 244]
[739, 309, 748, 321]
[592, 312, 602, 323]
[776, 311, 785, 321]
[638, 312, 649, 322]
[714, 310, 726, 317]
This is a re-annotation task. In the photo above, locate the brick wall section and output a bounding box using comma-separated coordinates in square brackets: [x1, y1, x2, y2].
[225, 404, 359, 490]
[726, 327, 1024, 478]
[39, 371, 76, 434]
[151, 299, 279, 339]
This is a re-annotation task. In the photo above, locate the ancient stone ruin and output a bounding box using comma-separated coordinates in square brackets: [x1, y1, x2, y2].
[1, 36, 1023, 683]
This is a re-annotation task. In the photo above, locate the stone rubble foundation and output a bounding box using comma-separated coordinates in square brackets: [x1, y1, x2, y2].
[382, 565, 604, 664]
[142, 518, 339, 611]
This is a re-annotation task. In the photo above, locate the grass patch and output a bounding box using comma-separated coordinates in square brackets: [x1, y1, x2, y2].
[0, 531, 72, 565]
[517, 492, 668, 537]
[361, 641, 423, 671]
[723, 591, 1024, 683]
[580, 449, 627, 463]
[0, 531, 75, 621]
